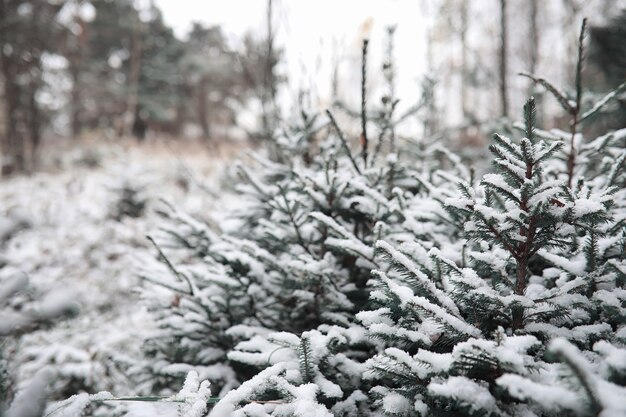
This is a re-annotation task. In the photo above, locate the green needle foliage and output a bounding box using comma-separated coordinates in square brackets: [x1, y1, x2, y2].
[134, 22, 626, 417]
[361, 89, 626, 416]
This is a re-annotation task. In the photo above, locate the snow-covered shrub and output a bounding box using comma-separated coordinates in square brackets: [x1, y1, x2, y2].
[140, 22, 625, 417]
[0, 152, 219, 413]
[138, 36, 464, 413]
[110, 180, 148, 221]
[139, 111, 437, 394]
[362, 95, 626, 416]
[359, 25, 626, 413]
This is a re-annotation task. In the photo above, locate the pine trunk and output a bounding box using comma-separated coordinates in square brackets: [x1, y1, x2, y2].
[499, 0, 508, 118]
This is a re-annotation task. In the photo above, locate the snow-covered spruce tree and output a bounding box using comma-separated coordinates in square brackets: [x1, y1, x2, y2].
[361, 88, 626, 416]
[138, 37, 464, 415]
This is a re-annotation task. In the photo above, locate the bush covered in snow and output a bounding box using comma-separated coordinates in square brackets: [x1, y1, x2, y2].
[5, 20, 625, 417]
[137, 38, 454, 404]
[137, 23, 626, 417]
[0, 146, 222, 416]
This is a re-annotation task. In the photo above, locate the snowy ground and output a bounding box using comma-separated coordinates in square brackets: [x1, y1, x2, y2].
[0, 139, 244, 403]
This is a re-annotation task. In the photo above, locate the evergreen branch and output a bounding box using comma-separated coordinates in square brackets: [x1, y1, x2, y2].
[236, 162, 274, 198]
[606, 151, 626, 188]
[146, 235, 194, 295]
[520, 139, 534, 176]
[534, 141, 564, 165]
[141, 281, 211, 323]
[550, 339, 602, 415]
[492, 133, 524, 160]
[266, 346, 290, 365]
[375, 242, 462, 316]
[511, 122, 563, 142]
[567, 18, 587, 189]
[138, 274, 190, 296]
[574, 18, 587, 114]
[523, 97, 536, 143]
[393, 92, 429, 125]
[278, 185, 313, 255]
[299, 334, 315, 383]
[361, 38, 369, 167]
[519, 73, 574, 115]
[584, 231, 598, 272]
[408, 294, 481, 337]
[482, 181, 520, 205]
[326, 109, 362, 174]
[372, 99, 399, 165]
[490, 161, 524, 188]
[580, 81, 626, 123]
[473, 213, 519, 260]
[566, 123, 579, 190]
[248, 400, 287, 405]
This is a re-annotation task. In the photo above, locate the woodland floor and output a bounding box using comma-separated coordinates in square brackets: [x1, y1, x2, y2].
[0, 137, 245, 411]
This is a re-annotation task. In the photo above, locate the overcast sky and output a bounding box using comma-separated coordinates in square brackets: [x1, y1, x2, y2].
[154, 0, 432, 113]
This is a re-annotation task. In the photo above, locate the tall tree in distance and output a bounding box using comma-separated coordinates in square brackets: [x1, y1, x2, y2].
[180, 23, 245, 141]
[57, 0, 94, 138]
[133, 5, 184, 138]
[527, 0, 539, 86]
[126, 11, 144, 138]
[561, 0, 583, 87]
[240, 0, 284, 142]
[498, 0, 508, 118]
[71, 0, 137, 135]
[0, 0, 64, 175]
[588, 10, 626, 131]
[459, 0, 469, 121]
[526, 0, 542, 125]
[264, 0, 275, 132]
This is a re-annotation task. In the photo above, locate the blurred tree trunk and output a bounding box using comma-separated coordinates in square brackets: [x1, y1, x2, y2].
[0, 71, 22, 175]
[69, 64, 81, 137]
[27, 2, 43, 169]
[424, 27, 439, 137]
[0, 0, 24, 175]
[175, 92, 186, 138]
[261, 0, 276, 139]
[528, 0, 543, 125]
[499, 0, 508, 118]
[197, 78, 210, 140]
[28, 80, 41, 169]
[1, 0, 13, 175]
[125, 17, 143, 138]
[528, 0, 539, 78]
[0, 0, 57, 174]
[68, 17, 86, 138]
[460, 0, 469, 120]
[562, 0, 582, 86]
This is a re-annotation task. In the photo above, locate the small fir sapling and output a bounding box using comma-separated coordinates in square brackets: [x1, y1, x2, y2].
[110, 180, 148, 221]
